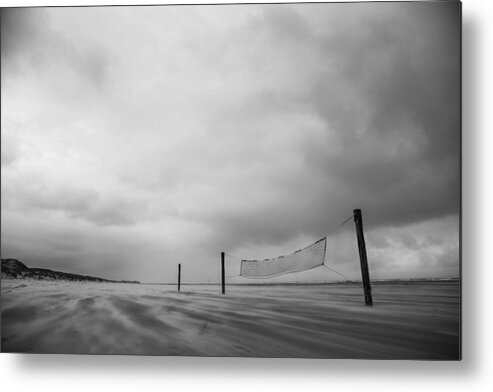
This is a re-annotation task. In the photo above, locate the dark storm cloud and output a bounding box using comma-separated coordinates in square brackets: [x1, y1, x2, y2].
[0, 7, 47, 59]
[1, 8, 115, 88]
[189, 2, 460, 253]
[300, 2, 460, 227]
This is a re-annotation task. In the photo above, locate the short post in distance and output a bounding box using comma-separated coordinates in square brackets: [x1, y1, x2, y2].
[221, 251, 225, 295]
[353, 209, 373, 306]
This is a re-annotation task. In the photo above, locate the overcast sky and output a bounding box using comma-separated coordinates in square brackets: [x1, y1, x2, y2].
[1, 2, 460, 283]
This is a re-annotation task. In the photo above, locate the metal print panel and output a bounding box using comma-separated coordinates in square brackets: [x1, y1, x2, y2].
[0, 1, 461, 359]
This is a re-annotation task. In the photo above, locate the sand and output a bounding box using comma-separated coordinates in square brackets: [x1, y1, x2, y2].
[0, 279, 460, 359]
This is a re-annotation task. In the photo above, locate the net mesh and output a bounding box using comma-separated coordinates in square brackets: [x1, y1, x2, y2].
[240, 237, 327, 279]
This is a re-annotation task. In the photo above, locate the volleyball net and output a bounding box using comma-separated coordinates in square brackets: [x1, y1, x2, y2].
[239, 237, 327, 279]
[235, 214, 354, 280]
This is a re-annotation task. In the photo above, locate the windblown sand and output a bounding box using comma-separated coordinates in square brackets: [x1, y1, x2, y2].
[0, 280, 460, 358]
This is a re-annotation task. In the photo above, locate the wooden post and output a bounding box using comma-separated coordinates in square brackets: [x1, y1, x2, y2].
[221, 251, 225, 295]
[178, 263, 181, 292]
[353, 209, 373, 306]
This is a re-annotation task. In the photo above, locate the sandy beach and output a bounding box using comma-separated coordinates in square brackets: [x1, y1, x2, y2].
[0, 279, 460, 359]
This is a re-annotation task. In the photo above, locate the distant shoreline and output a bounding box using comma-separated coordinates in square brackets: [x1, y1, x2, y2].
[144, 278, 459, 286]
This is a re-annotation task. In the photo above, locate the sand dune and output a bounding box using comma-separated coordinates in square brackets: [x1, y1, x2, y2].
[0, 280, 460, 358]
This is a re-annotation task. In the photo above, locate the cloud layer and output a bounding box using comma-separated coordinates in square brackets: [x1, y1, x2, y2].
[1, 3, 460, 282]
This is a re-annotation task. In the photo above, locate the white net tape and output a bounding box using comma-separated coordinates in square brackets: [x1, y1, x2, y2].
[240, 237, 327, 279]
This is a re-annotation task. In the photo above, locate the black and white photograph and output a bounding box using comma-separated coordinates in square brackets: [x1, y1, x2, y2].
[1, 1, 461, 359]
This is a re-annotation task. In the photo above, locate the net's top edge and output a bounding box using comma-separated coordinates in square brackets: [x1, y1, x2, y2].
[240, 237, 326, 264]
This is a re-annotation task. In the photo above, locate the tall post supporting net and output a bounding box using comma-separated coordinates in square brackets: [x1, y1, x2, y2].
[240, 237, 327, 279]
